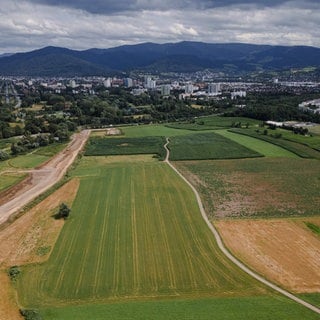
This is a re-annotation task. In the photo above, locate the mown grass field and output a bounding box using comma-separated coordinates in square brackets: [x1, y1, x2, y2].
[175, 158, 320, 218]
[229, 128, 320, 159]
[216, 129, 298, 158]
[18, 156, 268, 308]
[39, 295, 320, 320]
[168, 132, 262, 161]
[85, 136, 166, 159]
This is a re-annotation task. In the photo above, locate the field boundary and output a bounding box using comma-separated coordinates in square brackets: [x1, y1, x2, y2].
[163, 138, 320, 315]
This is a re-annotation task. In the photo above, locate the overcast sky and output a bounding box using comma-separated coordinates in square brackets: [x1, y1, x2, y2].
[0, 0, 319, 53]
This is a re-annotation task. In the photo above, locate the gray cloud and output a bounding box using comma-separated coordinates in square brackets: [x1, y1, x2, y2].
[0, 0, 319, 53]
[25, 0, 320, 14]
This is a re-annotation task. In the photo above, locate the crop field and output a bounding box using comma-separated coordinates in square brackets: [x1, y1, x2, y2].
[216, 129, 298, 158]
[215, 217, 320, 293]
[229, 128, 320, 159]
[85, 136, 166, 158]
[175, 157, 320, 218]
[39, 295, 320, 320]
[168, 132, 262, 161]
[17, 156, 269, 308]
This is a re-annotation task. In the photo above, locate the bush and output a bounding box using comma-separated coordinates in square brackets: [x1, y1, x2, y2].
[8, 266, 20, 281]
[56, 203, 71, 219]
[20, 309, 42, 320]
[0, 150, 9, 161]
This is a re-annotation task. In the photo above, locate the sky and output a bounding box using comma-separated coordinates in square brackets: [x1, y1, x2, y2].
[0, 0, 320, 53]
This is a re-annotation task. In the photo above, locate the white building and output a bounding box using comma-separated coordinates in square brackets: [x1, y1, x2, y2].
[69, 80, 77, 88]
[103, 78, 112, 88]
[185, 83, 194, 94]
[145, 77, 156, 89]
[161, 85, 171, 96]
[208, 83, 221, 95]
[231, 91, 247, 99]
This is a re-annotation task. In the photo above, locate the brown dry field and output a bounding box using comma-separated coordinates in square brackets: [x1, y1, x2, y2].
[0, 179, 79, 318]
[215, 217, 320, 293]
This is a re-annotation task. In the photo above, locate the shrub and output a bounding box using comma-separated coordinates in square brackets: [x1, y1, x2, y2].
[56, 203, 71, 219]
[20, 309, 42, 320]
[8, 266, 20, 281]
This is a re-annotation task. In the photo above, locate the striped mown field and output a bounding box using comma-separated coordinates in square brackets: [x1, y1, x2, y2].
[18, 156, 267, 307]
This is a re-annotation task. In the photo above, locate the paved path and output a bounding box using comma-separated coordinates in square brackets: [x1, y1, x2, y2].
[0, 130, 90, 226]
[164, 138, 320, 315]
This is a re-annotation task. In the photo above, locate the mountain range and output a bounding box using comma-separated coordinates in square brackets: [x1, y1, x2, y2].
[1, 41, 320, 76]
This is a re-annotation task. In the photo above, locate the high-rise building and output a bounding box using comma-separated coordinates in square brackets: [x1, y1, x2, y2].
[161, 84, 171, 96]
[185, 82, 193, 94]
[103, 78, 112, 88]
[124, 78, 133, 88]
[208, 83, 221, 95]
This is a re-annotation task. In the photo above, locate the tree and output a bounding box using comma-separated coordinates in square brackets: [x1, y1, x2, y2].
[57, 203, 70, 219]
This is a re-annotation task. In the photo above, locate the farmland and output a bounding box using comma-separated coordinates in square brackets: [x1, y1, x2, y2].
[85, 136, 166, 159]
[39, 295, 320, 320]
[17, 156, 268, 307]
[175, 158, 320, 218]
[229, 128, 320, 159]
[166, 116, 262, 131]
[168, 132, 262, 160]
[5, 121, 320, 319]
[214, 218, 320, 293]
[216, 129, 298, 158]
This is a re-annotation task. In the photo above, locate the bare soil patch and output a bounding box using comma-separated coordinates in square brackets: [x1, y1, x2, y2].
[0, 179, 79, 267]
[106, 127, 121, 135]
[215, 217, 320, 293]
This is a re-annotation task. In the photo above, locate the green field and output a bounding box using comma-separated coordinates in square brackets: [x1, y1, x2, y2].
[122, 125, 194, 138]
[166, 116, 262, 131]
[229, 128, 320, 159]
[175, 158, 320, 218]
[18, 156, 268, 308]
[277, 128, 320, 151]
[8, 154, 49, 168]
[39, 295, 320, 320]
[0, 173, 27, 192]
[85, 136, 166, 158]
[168, 132, 262, 161]
[298, 293, 320, 309]
[216, 129, 298, 158]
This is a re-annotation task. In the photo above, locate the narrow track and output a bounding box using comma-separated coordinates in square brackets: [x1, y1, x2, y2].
[163, 138, 320, 315]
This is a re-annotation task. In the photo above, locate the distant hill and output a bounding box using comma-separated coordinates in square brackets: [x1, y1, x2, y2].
[1, 41, 320, 76]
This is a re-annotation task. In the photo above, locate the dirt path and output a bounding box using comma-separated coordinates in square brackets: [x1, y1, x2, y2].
[163, 138, 320, 315]
[0, 130, 90, 226]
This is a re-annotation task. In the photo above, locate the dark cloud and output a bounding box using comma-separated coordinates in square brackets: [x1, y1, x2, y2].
[27, 0, 319, 14]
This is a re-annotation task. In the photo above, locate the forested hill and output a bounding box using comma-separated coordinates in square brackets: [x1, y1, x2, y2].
[1, 41, 320, 76]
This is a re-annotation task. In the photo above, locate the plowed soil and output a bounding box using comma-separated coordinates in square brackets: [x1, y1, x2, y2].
[215, 218, 320, 293]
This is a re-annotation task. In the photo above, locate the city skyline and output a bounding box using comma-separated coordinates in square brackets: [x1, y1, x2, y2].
[0, 0, 320, 54]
